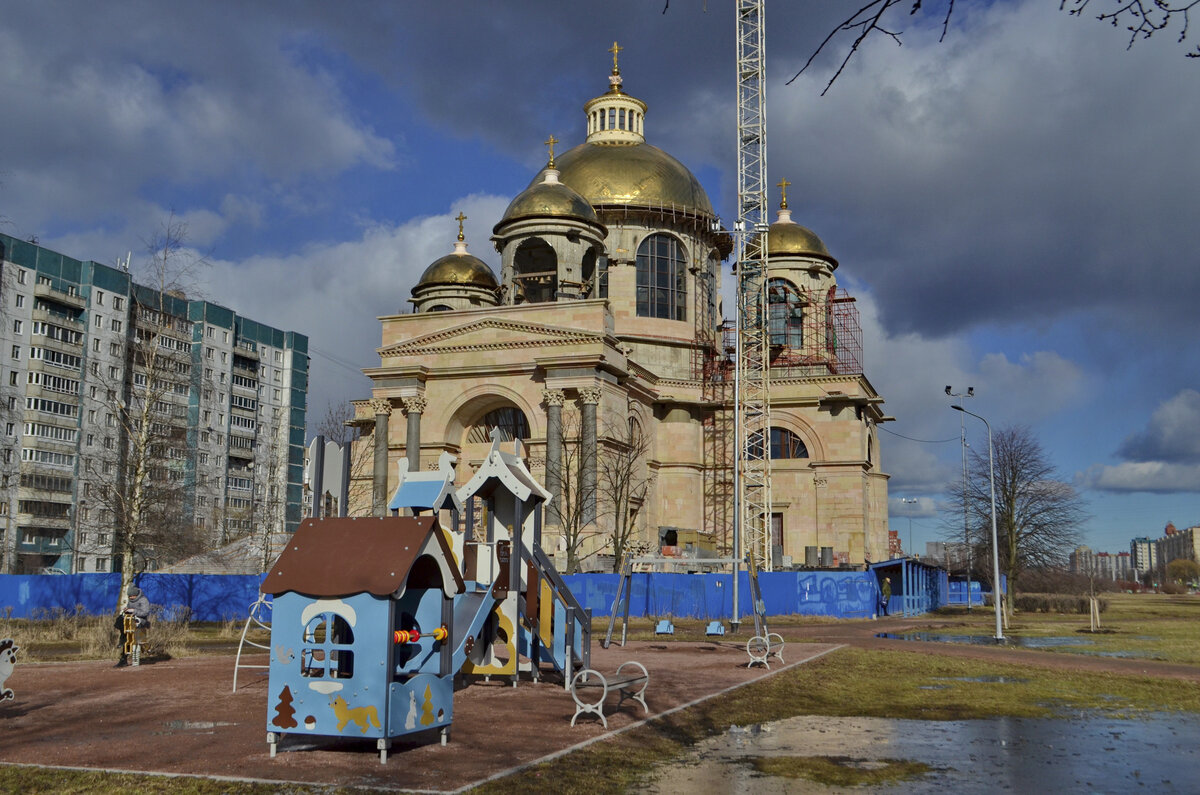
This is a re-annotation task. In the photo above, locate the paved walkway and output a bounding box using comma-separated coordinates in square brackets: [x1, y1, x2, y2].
[0, 640, 840, 793]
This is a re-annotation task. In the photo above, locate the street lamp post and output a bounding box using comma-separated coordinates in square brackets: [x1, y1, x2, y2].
[900, 497, 918, 557]
[951, 404, 1004, 641]
[946, 386, 974, 611]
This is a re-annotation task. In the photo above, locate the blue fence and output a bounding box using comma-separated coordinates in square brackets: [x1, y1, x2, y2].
[563, 570, 889, 620]
[0, 573, 265, 622]
[2, 566, 955, 623]
[947, 579, 987, 606]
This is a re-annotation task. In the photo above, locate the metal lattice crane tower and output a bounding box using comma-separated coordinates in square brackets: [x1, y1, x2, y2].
[734, 0, 773, 583]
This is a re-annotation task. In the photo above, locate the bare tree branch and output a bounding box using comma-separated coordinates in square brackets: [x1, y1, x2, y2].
[789, 0, 1198, 95]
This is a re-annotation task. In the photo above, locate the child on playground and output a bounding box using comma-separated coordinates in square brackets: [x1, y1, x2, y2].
[114, 585, 151, 668]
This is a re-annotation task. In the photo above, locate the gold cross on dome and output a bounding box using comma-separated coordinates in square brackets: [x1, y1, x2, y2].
[777, 177, 791, 209]
[609, 41, 623, 71]
[456, 212, 467, 241]
[544, 134, 558, 167]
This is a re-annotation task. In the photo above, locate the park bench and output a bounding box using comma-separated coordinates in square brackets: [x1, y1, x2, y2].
[569, 661, 650, 729]
[746, 632, 785, 668]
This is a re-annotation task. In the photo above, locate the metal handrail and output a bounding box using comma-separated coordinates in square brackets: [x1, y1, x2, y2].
[232, 595, 272, 693]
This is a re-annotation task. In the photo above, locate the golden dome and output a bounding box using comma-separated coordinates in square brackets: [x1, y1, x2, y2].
[500, 178, 599, 225]
[767, 222, 833, 258]
[415, 251, 498, 290]
[541, 142, 715, 217]
[749, 208, 837, 268]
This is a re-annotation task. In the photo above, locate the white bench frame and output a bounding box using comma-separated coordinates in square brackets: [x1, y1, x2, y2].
[570, 661, 649, 729]
[746, 632, 785, 668]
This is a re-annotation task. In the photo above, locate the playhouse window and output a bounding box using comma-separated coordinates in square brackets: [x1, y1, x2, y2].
[301, 613, 355, 678]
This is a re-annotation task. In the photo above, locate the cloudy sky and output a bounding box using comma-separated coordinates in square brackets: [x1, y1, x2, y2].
[3, 0, 1197, 554]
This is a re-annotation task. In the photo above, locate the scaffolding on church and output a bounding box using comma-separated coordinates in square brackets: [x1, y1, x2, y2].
[692, 287, 864, 560]
[765, 283, 863, 378]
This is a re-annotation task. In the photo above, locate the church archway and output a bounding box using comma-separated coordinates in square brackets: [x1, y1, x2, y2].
[466, 406, 530, 443]
[513, 237, 557, 303]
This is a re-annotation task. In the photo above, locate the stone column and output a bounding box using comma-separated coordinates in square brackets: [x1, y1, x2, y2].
[542, 389, 565, 526]
[370, 398, 392, 517]
[402, 395, 427, 475]
[579, 386, 602, 525]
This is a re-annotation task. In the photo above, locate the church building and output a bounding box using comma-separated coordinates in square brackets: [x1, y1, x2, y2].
[350, 49, 891, 571]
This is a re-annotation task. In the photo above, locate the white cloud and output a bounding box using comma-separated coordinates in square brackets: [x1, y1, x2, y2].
[196, 194, 511, 419]
[1079, 461, 1200, 494]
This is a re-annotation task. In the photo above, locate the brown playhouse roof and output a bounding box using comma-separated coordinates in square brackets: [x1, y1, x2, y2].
[262, 516, 465, 598]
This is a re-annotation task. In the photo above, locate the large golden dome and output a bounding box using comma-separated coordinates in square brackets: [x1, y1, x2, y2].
[500, 178, 599, 225]
[537, 142, 715, 217]
[415, 251, 498, 289]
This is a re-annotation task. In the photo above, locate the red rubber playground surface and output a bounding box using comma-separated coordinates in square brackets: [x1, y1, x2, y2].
[0, 640, 842, 792]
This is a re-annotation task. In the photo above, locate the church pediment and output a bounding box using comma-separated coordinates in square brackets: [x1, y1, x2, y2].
[381, 317, 604, 357]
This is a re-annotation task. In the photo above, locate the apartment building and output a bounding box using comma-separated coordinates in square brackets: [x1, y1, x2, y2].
[0, 233, 308, 574]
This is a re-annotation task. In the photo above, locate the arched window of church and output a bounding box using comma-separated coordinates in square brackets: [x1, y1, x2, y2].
[767, 278, 804, 348]
[635, 233, 687, 320]
[467, 407, 531, 443]
[513, 238, 557, 303]
[426, 304, 453, 312]
[747, 427, 809, 459]
[771, 427, 809, 459]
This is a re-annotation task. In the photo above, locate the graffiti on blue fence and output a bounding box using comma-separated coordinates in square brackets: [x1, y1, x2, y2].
[796, 573, 877, 618]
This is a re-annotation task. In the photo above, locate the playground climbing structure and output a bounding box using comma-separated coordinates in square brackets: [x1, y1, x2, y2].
[261, 435, 590, 761]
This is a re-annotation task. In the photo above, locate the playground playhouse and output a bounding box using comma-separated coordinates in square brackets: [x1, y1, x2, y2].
[262, 436, 591, 762]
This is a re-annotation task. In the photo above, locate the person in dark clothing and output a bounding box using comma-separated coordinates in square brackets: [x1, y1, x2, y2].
[114, 585, 151, 667]
[879, 577, 892, 617]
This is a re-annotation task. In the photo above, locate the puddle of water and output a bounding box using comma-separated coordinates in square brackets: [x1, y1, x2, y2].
[646, 713, 1200, 794]
[876, 631, 1094, 649]
[155, 719, 236, 735]
[1089, 649, 1162, 660]
[934, 675, 1029, 684]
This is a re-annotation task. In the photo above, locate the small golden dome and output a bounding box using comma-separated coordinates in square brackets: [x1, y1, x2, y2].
[766, 222, 832, 258]
[749, 208, 837, 268]
[544, 142, 715, 217]
[416, 251, 498, 289]
[500, 178, 599, 224]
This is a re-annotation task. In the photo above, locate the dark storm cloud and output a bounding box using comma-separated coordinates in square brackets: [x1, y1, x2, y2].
[309, 1, 1200, 345]
[765, 1, 1200, 340]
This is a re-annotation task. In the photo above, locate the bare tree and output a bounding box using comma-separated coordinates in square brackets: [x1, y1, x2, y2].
[310, 401, 371, 518]
[597, 414, 653, 573]
[790, 0, 1199, 95]
[949, 424, 1088, 609]
[549, 413, 599, 574]
[85, 215, 210, 608]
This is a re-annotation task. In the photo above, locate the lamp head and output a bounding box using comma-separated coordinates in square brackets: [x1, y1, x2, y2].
[945, 385, 952, 395]
[951, 404, 964, 412]
[967, 387, 975, 397]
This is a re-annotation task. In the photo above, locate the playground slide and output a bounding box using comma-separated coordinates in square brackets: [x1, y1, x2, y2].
[518, 546, 591, 676]
[450, 579, 499, 673]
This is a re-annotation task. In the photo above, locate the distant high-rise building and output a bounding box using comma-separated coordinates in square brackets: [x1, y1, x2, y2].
[1157, 524, 1200, 568]
[1130, 536, 1157, 574]
[0, 234, 308, 574]
[1071, 544, 1134, 581]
